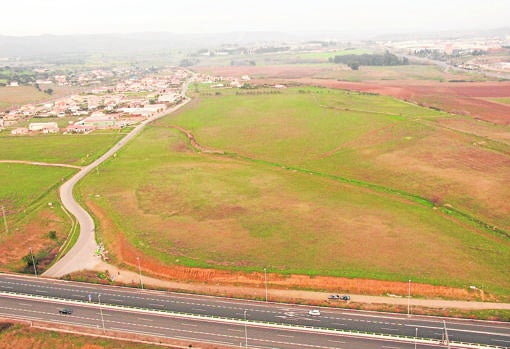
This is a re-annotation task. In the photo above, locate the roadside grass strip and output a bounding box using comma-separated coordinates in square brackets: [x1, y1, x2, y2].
[0, 291, 505, 349]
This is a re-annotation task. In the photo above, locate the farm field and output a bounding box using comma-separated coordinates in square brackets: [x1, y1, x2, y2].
[0, 85, 78, 110]
[195, 65, 510, 125]
[77, 87, 510, 297]
[0, 163, 75, 272]
[0, 131, 128, 166]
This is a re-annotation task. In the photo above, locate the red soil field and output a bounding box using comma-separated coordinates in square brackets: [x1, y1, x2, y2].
[195, 66, 510, 125]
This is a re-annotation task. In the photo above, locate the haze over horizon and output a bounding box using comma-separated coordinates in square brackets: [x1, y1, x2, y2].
[1, 0, 509, 37]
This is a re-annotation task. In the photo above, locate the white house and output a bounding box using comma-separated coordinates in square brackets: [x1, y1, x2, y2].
[28, 122, 59, 133]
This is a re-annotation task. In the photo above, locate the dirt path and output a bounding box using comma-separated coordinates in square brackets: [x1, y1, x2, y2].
[93, 261, 510, 311]
[0, 160, 82, 169]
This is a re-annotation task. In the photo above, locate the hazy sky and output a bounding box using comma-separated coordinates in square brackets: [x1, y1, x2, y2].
[1, 0, 509, 36]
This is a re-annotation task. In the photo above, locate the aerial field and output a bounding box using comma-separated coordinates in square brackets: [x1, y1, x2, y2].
[0, 131, 127, 165]
[77, 87, 510, 296]
[0, 130, 127, 271]
[0, 163, 75, 271]
[0, 85, 78, 110]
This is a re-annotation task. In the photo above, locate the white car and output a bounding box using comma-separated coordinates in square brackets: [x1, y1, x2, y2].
[308, 309, 321, 316]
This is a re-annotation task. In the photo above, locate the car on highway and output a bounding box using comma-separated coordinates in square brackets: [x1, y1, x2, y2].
[328, 294, 350, 301]
[58, 308, 73, 315]
[308, 309, 321, 316]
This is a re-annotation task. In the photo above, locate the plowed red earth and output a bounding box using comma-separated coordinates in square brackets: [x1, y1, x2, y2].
[273, 79, 510, 125]
[195, 66, 510, 125]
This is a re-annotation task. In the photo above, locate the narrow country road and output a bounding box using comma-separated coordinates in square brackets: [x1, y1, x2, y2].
[43, 76, 193, 278]
[0, 160, 82, 169]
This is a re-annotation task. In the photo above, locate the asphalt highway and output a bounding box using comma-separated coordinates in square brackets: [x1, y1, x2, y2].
[0, 293, 464, 349]
[0, 274, 508, 348]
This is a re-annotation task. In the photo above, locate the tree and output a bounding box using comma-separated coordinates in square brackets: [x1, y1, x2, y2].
[22, 253, 38, 268]
[348, 62, 360, 70]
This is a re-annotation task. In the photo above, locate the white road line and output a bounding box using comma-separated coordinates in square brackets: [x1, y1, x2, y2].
[382, 346, 400, 349]
[277, 334, 294, 338]
[137, 317, 153, 322]
[328, 339, 346, 343]
[331, 323, 345, 326]
[17, 302, 31, 306]
[148, 303, 164, 307]
[192, 308, 207, 312]
[381, 327, 398, 331]
[227, 328, 242, 332]
[492, 339, 510, 343]
[180, 323, 197, 327]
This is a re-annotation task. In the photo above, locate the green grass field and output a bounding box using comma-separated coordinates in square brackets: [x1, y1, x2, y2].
[77, 87, 510, 295]
[0, 163, 75, 232]
[488, 97, 510, 104]
[0, 163, 76, 271]
[0, 131, 127, 165]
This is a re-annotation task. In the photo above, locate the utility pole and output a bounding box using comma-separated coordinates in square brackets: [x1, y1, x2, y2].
[1, 206, 8, 234]
[244, 310, 248, 348]
[29, 247, 37, 277]
[136, 257, 144, 289]
[99, 294, 106, 334]
[264, 268, 268, 302]
[407, 279, 411, 317]
[443, 320, 450, 348]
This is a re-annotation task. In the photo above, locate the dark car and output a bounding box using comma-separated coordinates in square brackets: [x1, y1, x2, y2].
[340, 295, 350, 301]
[328, 294, 340, 300]
[58, 308, 73, 315]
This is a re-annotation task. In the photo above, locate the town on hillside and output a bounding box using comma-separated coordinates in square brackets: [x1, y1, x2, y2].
[0, 68, 190, 135]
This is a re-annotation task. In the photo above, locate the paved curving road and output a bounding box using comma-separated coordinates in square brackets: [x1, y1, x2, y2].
[43, 76, 194, 278]
[1, 274, 509, 348]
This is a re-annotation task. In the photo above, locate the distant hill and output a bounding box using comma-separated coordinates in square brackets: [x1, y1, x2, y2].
[0, 32, 307, 58]
[1, 28, 508, 59]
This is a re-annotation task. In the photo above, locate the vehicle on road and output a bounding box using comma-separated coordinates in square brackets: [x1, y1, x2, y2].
[58, 308, 73, 315]
[308, 309, 321, 316]
[328, 294, 350, 301]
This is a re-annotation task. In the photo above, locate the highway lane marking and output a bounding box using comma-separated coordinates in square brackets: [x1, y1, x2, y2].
[137, 317, 153, 322]
[381, 327, 399, 331]
[180, 323, 197, 327]
[148, 303, 164, 307]
[277, 334, 294, 338]
[405, 323, 510, 337]
[191, 308, 208, 312]
[2, 290, 501, 346]
[331, 323, 345, 326]
[492, 339, 510, 343]
[328, 339, 346, 343]
[110, 298, 123, 302]
[381, 346, 400, 349]
[17, 302, 31, 306]
[227, 328, 242, 332]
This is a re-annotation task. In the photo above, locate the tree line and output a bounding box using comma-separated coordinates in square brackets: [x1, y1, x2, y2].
[328, 51, 409, 70]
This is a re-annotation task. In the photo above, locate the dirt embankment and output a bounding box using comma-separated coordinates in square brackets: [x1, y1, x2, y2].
[88, 200, 490, 302]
